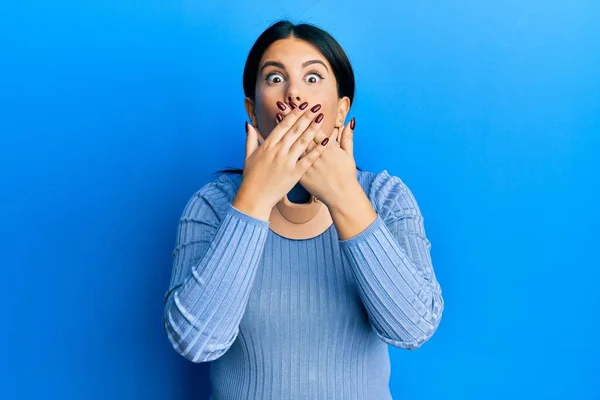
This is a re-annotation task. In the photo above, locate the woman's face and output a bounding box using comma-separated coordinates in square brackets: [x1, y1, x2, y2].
[246, 37, 350, 140]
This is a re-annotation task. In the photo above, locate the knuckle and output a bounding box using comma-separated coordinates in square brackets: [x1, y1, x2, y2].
[291, 124, 303, 137]
[279, 118, 291, 129]
[293, 106, 304, 117]
[307, 123, 320, 134]
[265, 141, 278, 152]
[274, 148, 286, 161]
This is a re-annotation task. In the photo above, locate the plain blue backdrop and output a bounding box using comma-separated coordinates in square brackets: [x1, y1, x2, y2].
[1, 1, 598, 399]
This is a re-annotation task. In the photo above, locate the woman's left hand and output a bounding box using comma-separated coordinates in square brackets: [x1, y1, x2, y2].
[299, 118, 358, 209]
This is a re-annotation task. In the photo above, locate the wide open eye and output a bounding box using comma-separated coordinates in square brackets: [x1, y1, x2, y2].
[265, 72, 285, 84]
[306, 71, 324, 84]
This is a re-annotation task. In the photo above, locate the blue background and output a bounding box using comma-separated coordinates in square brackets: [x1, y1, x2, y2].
[1, 1, 598, 399]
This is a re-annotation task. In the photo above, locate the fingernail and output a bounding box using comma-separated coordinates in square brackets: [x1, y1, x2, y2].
[350, 117, 356, 130]
[276, 113, 283, 122]
[299, 102, 309, 110]
[311, 104, 321, 113]
[321, 137, 329, 146]
[245, 121, 249, 133]
[276, 101, 287, 111]
[288, 97, 297, 109]
[315, 113, 324, 123]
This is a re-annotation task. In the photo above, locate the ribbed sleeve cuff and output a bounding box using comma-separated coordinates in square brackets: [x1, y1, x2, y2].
[228, 203, 270, 228]
[338, 214, 384, 247]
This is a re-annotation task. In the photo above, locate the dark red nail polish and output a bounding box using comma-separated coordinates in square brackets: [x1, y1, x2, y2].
[245, 121, 249, 133]
[276, 113, 283, 122]
[311, 104, 321, 113]
[299, 102, 308, 110]
[321, 137, 329, 146]
[277, 101, 287, 111]
[315, 113, 324, 123]
[350, 117, 356, 130]
[289, 100, 297, 109]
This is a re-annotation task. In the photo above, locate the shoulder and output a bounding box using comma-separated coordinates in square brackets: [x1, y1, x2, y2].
[357, 169, 422, 221]
[181, 173, 240, 220]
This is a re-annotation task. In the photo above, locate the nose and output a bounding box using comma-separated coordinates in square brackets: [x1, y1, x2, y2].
[287, 95, 303, 109]
[286, 88, 303, 106]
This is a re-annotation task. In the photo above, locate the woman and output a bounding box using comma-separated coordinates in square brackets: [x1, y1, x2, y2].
[163, 20, 444, 400]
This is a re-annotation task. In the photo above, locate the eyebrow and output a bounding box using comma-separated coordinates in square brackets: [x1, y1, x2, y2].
[259, 59, 329, 74]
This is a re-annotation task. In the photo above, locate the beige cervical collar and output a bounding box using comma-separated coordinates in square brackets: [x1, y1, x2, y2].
[268, 193, 333, 239]
[256, 125, 342, 240]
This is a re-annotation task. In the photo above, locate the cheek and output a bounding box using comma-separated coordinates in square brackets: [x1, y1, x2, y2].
[253, 101, 279, 137]
[255, 93, 278, 120]
[321, 104, 339, 131]
[324, 120, 336, 136]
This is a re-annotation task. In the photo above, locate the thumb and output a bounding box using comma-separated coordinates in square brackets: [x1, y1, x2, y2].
[333, 126, 341, 147]
[340, 117, 355, 156]
[245, 121, 258, 160]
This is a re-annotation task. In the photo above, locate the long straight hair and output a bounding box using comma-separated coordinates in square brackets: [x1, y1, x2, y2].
[217, 20, 361, 176]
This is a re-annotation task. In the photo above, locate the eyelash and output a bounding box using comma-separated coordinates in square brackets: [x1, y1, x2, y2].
[265, 70, 325, 83]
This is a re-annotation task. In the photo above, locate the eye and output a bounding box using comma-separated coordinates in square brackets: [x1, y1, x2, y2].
[265, 72, 285, 84]
[306, 71, 325, 84]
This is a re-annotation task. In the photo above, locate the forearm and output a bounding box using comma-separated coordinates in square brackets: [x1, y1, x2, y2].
[328, 182, 378, 241]
[164, 204, 269, 362]
[338, 215, 444, 349]
[232, 186, 273, 222]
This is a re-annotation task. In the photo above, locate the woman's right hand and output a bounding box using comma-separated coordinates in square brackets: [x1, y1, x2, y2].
[232, 102, 334, 221]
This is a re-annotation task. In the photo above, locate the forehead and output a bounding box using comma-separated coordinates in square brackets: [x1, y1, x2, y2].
[260, 37, 331, 69]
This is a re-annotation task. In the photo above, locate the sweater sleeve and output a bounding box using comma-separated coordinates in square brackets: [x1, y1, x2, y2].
[163, 174, 270, 363]
[338, 170, 444, 350]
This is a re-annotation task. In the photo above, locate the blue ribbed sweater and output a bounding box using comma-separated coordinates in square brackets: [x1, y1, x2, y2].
[163, 169, 444, 400]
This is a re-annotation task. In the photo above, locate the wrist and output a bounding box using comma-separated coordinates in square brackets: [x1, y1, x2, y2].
[328, 181, 365, 213]
[232, 191, 272, 222]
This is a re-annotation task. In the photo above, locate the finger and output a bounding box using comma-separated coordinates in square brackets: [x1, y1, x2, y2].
[295, 128, 336, 173]
[245, 121, 258, 160]
[257, 129, 265, 146]
[303, 126, 331, 154]
[274, 100, 293, 125]
[266, 102, 311, 145]
[268, 102, 321, 147]
[298, 104, 313, 158]
[279, 104, 323, 149]
[339, 117, 354, 155]
[288, 114, 325, 160]
[323, 127, 340, 150]
[287, 96, 299, 110]
[333, 126, 341, 147]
